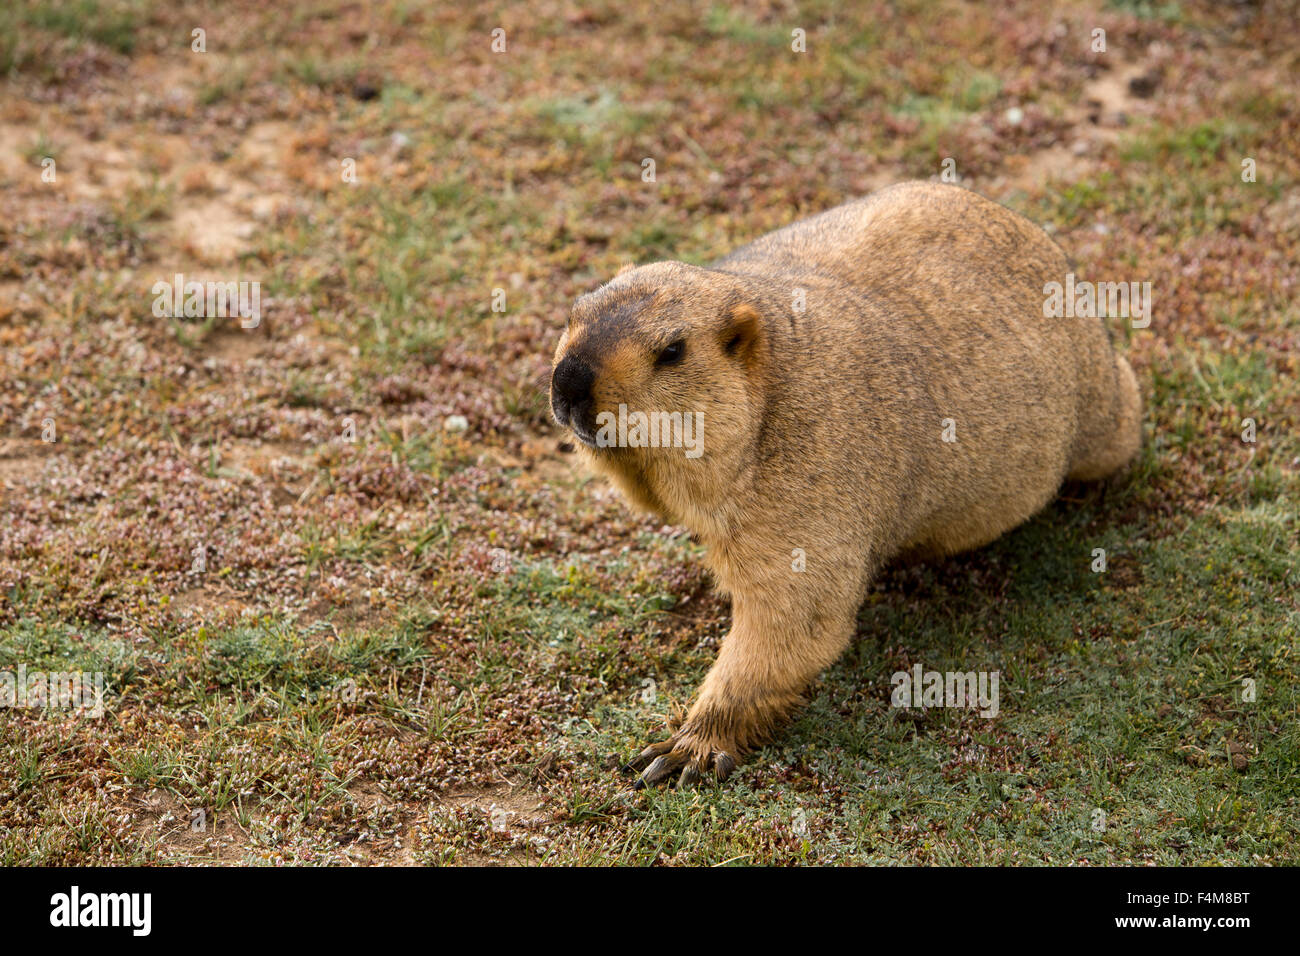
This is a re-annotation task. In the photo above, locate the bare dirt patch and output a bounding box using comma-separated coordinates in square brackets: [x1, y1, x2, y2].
[442, 784, 548, 820]
[0, 439, 59, 491]
[133, 788, 259, 864]
[204, 323, 270, 363]
[169, 585, 254, 621]
[994, 60, 1159, 197]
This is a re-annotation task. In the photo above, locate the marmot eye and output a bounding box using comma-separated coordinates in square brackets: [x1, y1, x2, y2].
[655, 339, 686, 367]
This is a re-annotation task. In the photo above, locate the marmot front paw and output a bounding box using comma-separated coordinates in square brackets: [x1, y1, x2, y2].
[624, 727, 738, 789]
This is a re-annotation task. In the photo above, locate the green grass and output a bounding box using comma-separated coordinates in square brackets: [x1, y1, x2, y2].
[10, 0, 141, 56]
[1106, 0, 1184, 23]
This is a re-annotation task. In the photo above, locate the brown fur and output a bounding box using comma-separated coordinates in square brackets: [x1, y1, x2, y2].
[550, 181, 1143, 786]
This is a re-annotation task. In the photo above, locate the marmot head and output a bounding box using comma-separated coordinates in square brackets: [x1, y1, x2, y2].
[550, 261, 768, 521]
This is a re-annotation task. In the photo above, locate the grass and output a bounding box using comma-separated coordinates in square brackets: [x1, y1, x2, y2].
[0, 0, 1297, 865]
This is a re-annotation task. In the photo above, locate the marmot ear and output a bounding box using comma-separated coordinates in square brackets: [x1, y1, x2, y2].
[720, 303, 764, 368]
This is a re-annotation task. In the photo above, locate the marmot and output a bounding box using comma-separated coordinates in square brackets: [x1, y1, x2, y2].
[550, 181, 1142, 787]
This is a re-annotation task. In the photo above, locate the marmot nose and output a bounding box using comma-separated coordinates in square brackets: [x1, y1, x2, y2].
[552, 355, 595, 409]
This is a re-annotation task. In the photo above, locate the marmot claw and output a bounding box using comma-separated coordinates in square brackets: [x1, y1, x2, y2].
[625, 736, 737, 789]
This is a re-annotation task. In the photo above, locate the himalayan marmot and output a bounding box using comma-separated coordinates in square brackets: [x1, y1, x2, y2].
[550, 181, 1142, 787]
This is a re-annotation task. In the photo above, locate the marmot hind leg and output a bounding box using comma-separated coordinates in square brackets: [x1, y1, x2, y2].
[1067, 355, 1143, 482]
